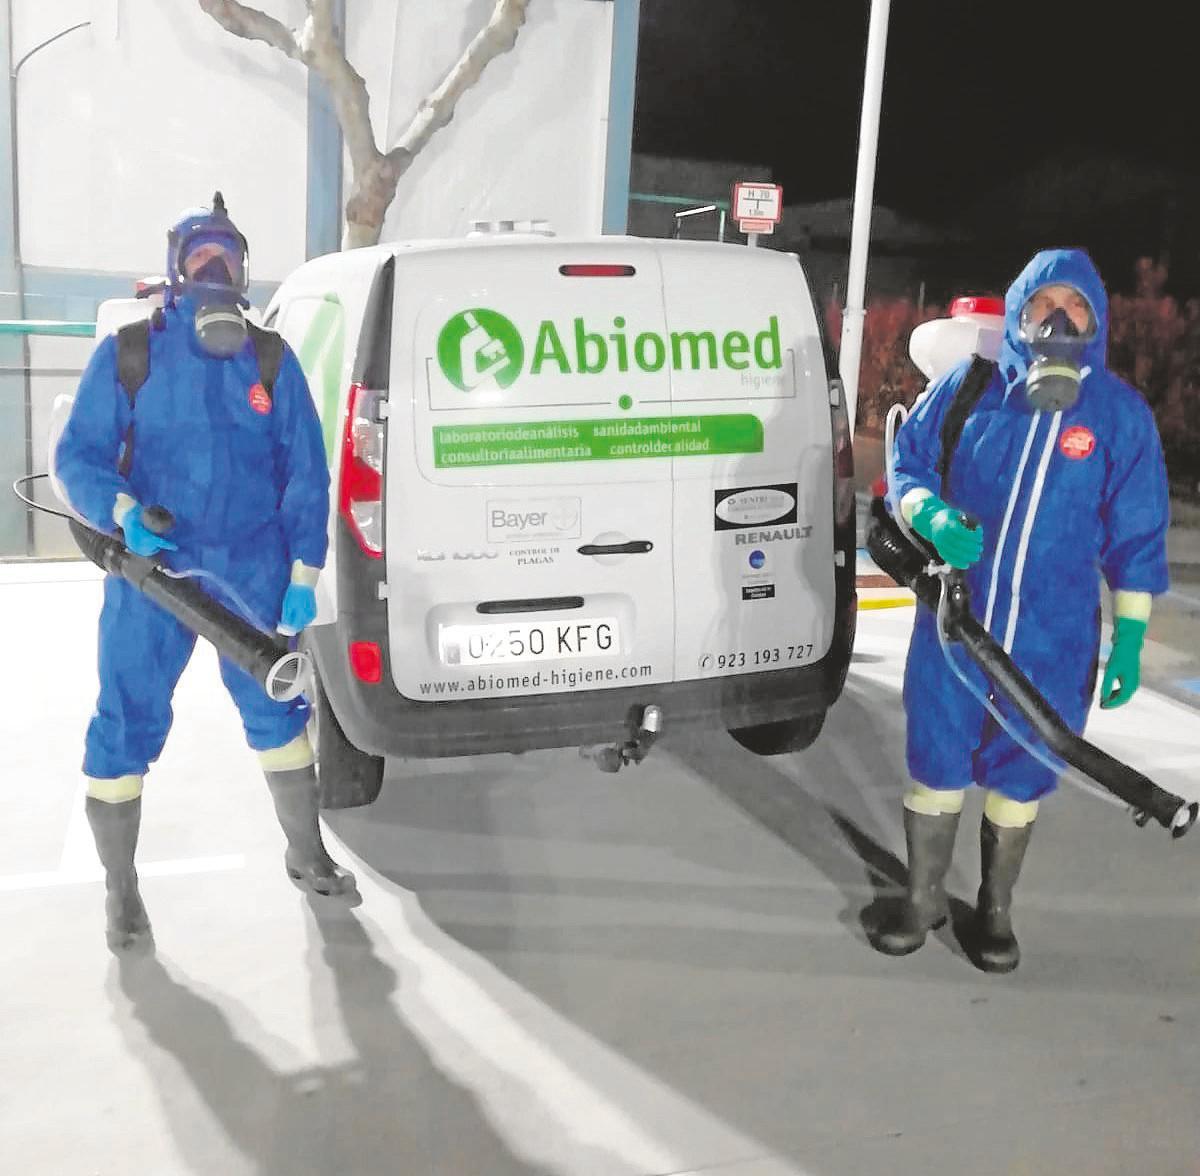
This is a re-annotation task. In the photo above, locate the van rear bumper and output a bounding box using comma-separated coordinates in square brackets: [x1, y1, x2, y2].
[308, 594, 856, 759]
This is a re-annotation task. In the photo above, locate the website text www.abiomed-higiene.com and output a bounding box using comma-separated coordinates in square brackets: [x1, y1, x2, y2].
[418, 664, 654, 696]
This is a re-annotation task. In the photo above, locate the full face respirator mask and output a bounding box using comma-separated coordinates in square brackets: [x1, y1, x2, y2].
[168, 191, 252, 360]
[1017, 290, 1098, 413]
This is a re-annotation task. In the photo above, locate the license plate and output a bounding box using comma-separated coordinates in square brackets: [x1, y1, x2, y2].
[440, 617, 621, 666]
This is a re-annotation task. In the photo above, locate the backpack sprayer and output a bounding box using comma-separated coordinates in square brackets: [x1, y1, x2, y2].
[868, 399, 1196, 839]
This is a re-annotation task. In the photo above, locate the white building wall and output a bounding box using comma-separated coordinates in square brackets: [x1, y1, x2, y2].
[12, 0, 308, 282]
[350, 0, 613, 243]
[13, 0, 614, 286]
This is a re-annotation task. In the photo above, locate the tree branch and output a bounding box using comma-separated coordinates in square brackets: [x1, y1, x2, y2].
[196, 0, 304, 61]
[198, 0, 535, 249]
[384, 0, 531, 176]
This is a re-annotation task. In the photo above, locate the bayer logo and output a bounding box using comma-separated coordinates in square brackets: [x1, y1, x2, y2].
[749, 549, 766, 570]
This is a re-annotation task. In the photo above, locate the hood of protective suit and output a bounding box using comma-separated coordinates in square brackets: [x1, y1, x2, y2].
[998, 248, 1109, 390]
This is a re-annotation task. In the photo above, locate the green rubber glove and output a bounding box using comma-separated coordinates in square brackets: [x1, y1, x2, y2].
[909, 495, 984, 570]
[1100, 617, 1147, 709]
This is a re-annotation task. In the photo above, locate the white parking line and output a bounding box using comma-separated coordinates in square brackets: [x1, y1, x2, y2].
[59, 783, 103, 874]
[0, 856, 246, 893]
[1141, 752, 1200, 771]
[319, 838, 818, 1176]
[0, 783, 246, 894]
[1165, 587, 1200, 610]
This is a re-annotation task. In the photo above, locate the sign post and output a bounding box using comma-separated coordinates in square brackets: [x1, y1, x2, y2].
[732, 182, 783, 248]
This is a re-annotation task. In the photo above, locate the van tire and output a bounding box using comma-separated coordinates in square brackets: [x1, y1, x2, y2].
[311, 670, 385, 809]
[728, 713, 826, 756]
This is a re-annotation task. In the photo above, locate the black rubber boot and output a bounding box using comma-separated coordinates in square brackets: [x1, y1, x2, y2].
[85, 795, 154, 954]
[876, 806, 961, 955]
[264, 765, 357, 898]
[973, 816, 1034, 973]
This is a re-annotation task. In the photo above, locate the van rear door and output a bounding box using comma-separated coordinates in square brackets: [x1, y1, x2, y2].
[658, 245, 837, 682]
[385, 240, 677, 701]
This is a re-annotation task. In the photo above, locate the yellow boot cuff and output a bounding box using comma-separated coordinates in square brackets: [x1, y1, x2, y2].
[86, 774, 144, 804]
[984, 790, 1039, 828]
[904, 782, 966, 816]
[258, 732, 315, 772]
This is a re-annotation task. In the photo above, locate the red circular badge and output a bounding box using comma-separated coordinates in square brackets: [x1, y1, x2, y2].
[1060, 425, 1095, 460]
[248, 383, 272, 415]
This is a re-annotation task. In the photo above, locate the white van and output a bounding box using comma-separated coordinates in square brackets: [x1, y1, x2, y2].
[266, 228, 857, 806]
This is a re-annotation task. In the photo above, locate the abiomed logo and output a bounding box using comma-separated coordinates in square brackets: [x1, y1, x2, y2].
[438, 309, 525, 392]
[437, 308, 784, 391]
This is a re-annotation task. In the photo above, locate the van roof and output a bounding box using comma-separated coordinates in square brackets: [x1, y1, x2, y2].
[291, 234, 802, 281]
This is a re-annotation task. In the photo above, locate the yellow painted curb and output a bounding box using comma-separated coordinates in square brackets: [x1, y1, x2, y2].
[858, 596, 916, 611]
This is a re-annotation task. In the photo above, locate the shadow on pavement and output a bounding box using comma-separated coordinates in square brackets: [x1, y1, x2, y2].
[107, 897, 563, 1176]
[667, 675, 974, 964]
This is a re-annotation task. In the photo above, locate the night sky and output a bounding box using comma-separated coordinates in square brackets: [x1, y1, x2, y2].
[633, 1, 1200, 294]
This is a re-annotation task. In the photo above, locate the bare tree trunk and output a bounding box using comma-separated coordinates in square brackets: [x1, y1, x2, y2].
[343, 153, 406, 250]
[198, 0, 532, 250]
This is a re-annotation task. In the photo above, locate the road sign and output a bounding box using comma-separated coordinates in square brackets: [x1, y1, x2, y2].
[737, 217, 775, 235]
[732, 182, 783, 225]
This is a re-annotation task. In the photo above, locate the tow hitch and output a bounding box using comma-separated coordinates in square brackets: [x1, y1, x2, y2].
[581, 705, 664, 773]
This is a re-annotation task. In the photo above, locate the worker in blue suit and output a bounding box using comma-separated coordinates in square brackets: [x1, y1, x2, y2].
[56, 193, 355, 954]
[878, 248, 1170, 971]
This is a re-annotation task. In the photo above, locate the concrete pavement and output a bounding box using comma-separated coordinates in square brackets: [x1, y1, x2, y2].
[1, 564, 1199, 1175]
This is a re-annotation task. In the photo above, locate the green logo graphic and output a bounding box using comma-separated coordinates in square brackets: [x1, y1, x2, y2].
[437, 309, 524, 392]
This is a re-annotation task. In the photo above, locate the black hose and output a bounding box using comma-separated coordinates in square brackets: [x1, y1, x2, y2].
[15, 475, 309, 702]
[866, 497, 1198, 838]
[13, 473, 75, 521]
[67, 517, 308, 703]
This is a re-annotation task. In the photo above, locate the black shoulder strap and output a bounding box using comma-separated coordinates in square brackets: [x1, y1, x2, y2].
[247, 321, 284, 399]
[116, 318, 152, 403]
[115, 316, 158, 478]
[937, 355, 996, 483]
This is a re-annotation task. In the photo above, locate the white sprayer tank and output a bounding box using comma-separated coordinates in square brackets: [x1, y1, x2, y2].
[872, 295, 1006, 500]
[908, 295, 1005, 383]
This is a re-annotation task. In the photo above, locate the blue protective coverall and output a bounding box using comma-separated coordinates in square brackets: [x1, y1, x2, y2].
[888, 249, 1169, 802]
[55, 300, 330, 779]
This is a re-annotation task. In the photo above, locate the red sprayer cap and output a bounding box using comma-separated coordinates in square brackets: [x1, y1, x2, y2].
[949, 296, 1004, 319]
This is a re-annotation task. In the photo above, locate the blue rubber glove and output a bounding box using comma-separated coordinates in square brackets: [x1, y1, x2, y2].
[119, 503, 177, 558]
[909, 494, 984, 570]
[278, 584, 317, 636]
[1100, 617, 1146, 709]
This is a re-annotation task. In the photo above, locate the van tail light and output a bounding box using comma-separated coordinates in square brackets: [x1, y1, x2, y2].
[349, 640, 383, 684]
[558, 264, 637, 277]
[831, 380, 854, 479]
[829, 378, 855, 527]
[339, 382, 385, 558]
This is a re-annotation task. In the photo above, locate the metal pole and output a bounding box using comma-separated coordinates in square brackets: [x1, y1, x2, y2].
[839, 0, 891, 434]
[602, 0, 642, 234]
[306, 0, 344, 258]
[747, 233, 759, 249]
